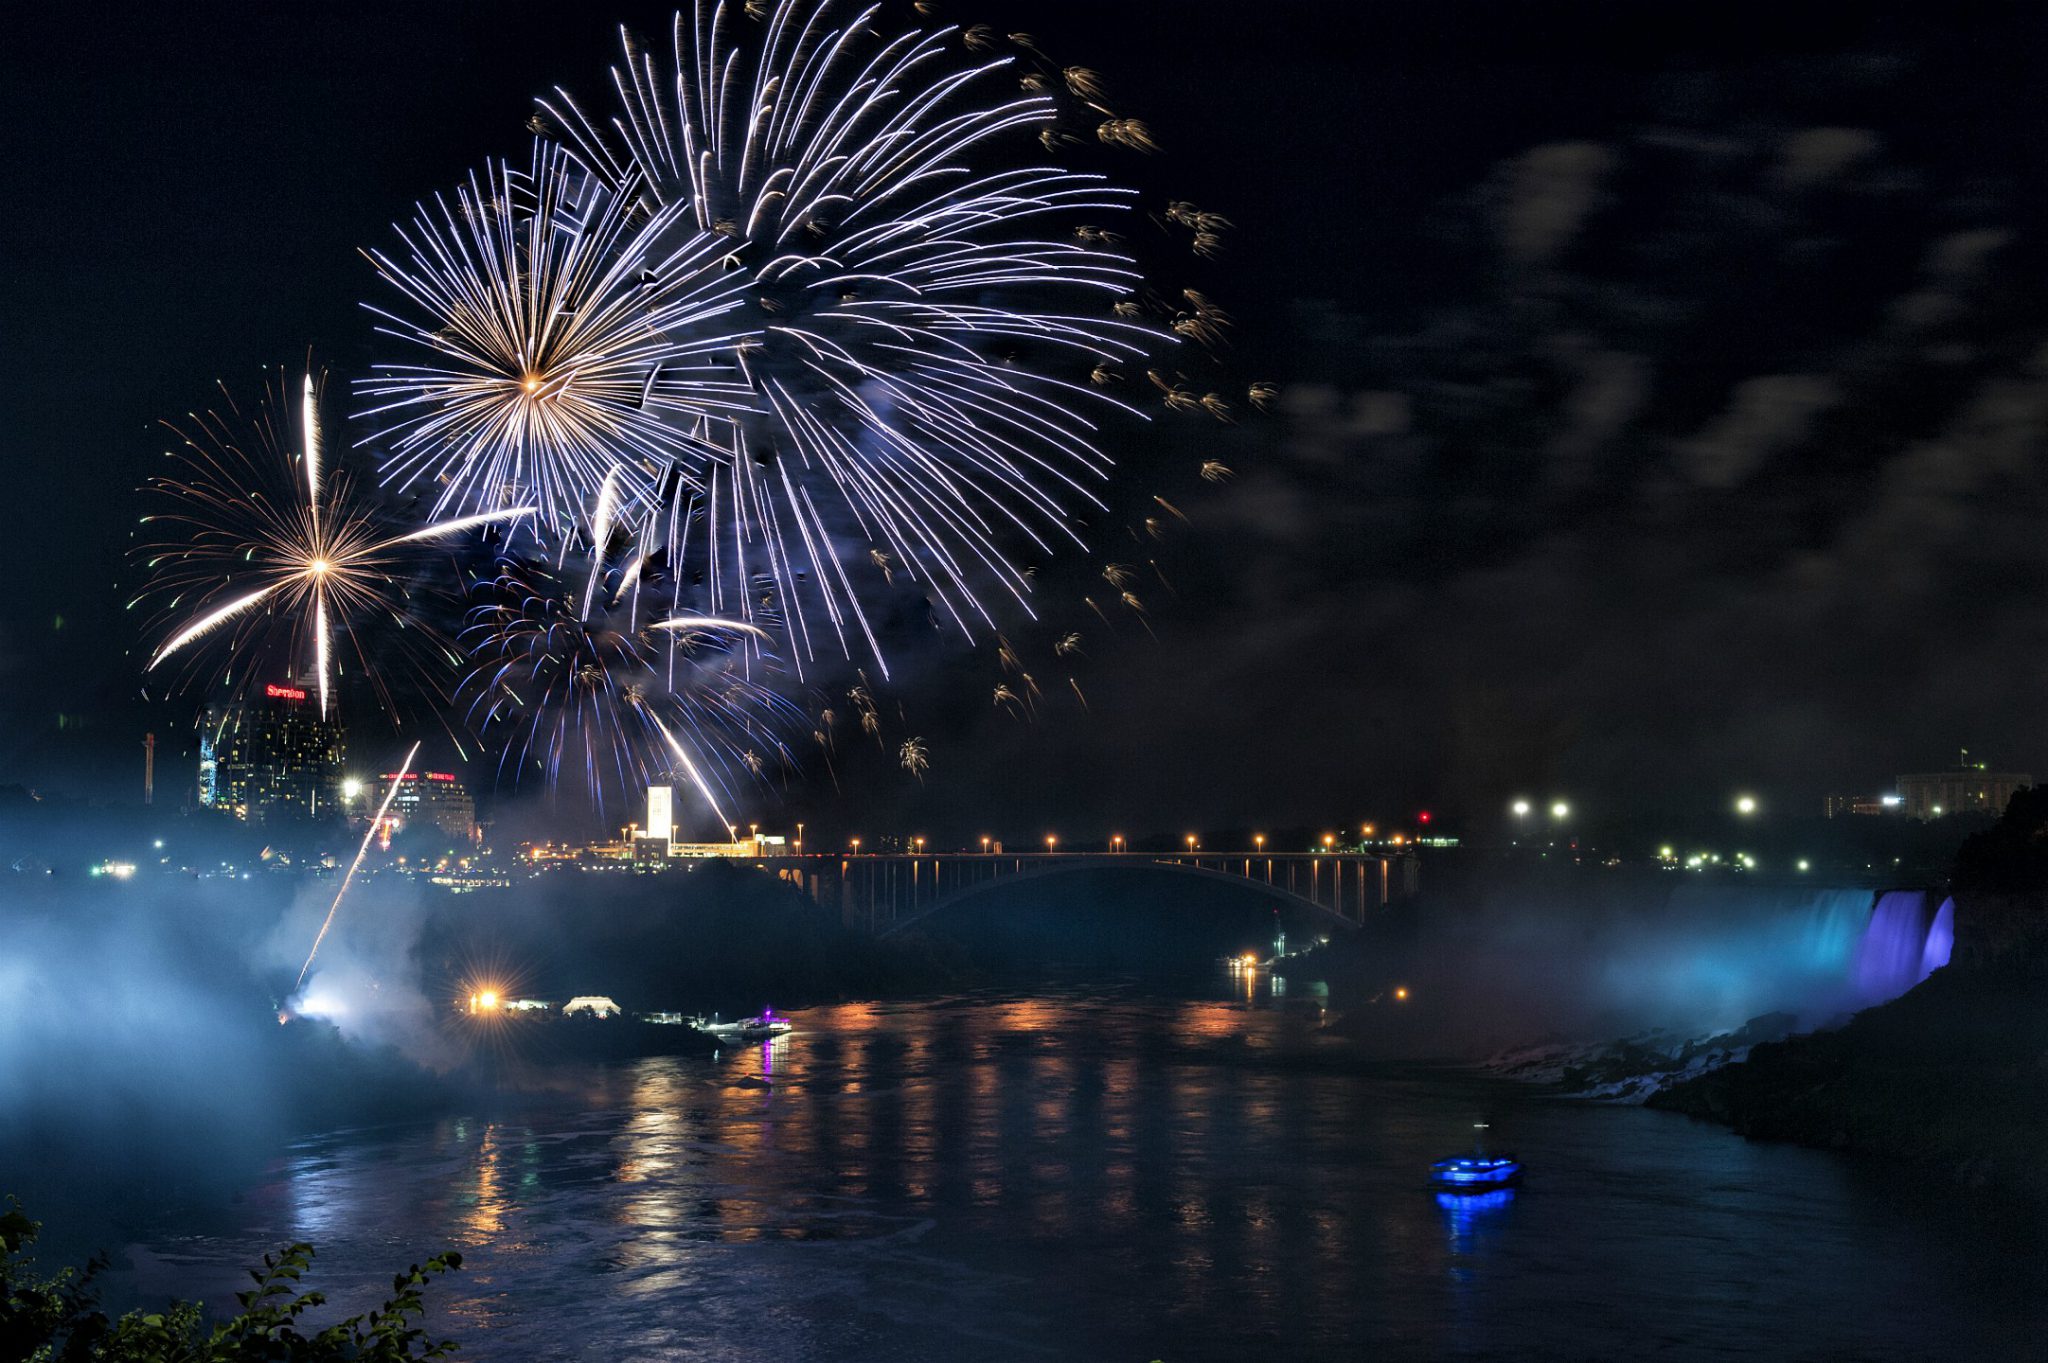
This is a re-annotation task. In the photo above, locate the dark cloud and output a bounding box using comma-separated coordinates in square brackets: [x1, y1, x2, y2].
[1495, 142, 1618, 265]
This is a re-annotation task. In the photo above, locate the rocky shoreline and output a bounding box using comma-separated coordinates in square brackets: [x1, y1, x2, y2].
[1485, 1010, 1806, 1103]
[1647, 961, 2048, 1195]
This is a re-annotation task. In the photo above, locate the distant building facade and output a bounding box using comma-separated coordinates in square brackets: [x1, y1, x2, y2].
[197, 683, 345, 823]
[1823, 793, 1902, 818]
[380, 770, 478, 842]
[1896, 768, 2032, 820]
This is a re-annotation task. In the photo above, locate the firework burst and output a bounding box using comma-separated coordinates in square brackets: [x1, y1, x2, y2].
[135, 368, 532, 718]
[369, 1, 1180, 690]
[457, 479, 798, 827]
[360, 139, 761, 534]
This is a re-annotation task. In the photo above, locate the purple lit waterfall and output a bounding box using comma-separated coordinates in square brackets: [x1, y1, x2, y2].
[1919, 897, 1956, 980]
[1851, 890, 1953, 1006]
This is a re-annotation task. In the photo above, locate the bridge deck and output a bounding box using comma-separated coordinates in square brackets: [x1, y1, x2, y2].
[743, 851, 1419, 932]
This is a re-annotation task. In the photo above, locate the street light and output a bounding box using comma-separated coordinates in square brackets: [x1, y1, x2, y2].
[981, 835, 992, 853]
[1046, 833, 1057, 852]
[1511, 799, 1531, 818]
[851, 837, 862, 854]
[1734, 794, 1758, 816]
[1111, 834, 1124, 853]
[1254, 833, 1265, 853]
[1323, 834, 1335, 850]
[914, 835, 925, 853]
[1186, 833, 1198, 853]
[1550, 800, 1570, 820]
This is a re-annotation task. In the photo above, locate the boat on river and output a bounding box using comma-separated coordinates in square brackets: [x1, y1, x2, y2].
[1430, 1123, 1522, 1192]
[691, 1010, 794, 1043]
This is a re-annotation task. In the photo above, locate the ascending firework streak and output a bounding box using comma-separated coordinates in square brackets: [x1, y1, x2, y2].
[297, 742, 419, 990]
[138, 369, 536, 716]
[365, 0, 1177, 685]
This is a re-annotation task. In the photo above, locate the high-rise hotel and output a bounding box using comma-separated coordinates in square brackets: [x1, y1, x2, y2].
[197, 682, 346, 822]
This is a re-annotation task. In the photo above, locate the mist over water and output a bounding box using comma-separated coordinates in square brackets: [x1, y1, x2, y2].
[1327, 873, 1955, 1054]
[0, 872, 457, 1241]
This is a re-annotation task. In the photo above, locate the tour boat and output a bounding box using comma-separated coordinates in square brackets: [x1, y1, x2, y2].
[1429, 1154, 1523, 1191]
[1430, 1123, 1522, 1192]
[691, 1010, 794, 1043]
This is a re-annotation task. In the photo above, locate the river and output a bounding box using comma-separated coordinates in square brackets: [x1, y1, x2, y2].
[81, 984, 2048, 1361]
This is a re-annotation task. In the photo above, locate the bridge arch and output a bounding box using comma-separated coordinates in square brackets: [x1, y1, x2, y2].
[875, 857, 1365, 940]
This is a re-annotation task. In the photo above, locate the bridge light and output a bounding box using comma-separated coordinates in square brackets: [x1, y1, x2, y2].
[1360, 823, 1375, 838]
[981, 835, 992, 853]
[1254, 833, 1265, 852]
[914, 836, 925, 853]
[1111, 834, 1124, 852]
[1186, 833, 1198, 853]
[850, 838, 861, 853]
[1046, 834, 1057, 852]
[1393, 986, 1409, 1002]
[1323, 834, 1334, 849]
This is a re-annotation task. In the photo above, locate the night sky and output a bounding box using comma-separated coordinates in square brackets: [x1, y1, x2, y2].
[7, 2, 2048, 836]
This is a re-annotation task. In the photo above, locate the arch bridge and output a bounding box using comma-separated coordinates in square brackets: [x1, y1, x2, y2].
[756, 851, 1419, 936]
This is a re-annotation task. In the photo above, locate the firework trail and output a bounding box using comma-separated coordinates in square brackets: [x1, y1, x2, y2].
[297, 741, 418, 990]
[136, 368, 533, 717]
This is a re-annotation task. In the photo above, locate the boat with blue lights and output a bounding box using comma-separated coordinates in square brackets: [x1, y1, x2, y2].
[1430, 1124, 1522, 1192]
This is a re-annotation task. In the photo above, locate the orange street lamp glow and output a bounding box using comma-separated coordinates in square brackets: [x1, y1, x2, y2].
[1254, 833, 1265, 852]
[1186, 834, 1198, 852]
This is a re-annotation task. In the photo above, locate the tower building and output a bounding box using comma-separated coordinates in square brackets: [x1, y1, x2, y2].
[197, 683, 346, 823]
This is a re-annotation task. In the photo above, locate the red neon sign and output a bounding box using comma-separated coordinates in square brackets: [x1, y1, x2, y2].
[265, 684, 307, 701]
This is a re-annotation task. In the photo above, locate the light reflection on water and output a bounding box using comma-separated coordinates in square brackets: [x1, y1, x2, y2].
[102, 985, 2048, 1361]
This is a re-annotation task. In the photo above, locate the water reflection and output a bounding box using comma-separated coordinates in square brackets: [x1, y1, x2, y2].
[98, 987, 2048, 1362]
[1436, 1188, 1517, 1255]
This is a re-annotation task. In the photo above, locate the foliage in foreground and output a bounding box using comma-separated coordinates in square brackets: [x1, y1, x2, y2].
[1, 1201, 462, 1362]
